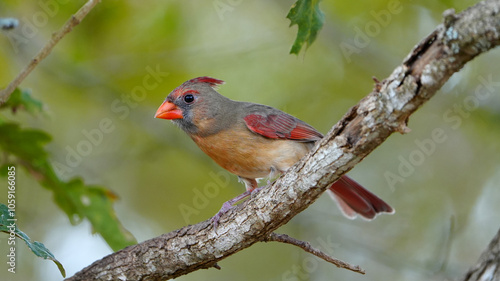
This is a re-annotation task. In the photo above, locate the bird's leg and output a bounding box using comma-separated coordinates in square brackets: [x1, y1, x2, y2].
[250, 181, 272, 197]
[211, 190, 252, 228]
[211, 177, 259, 229]
[251, 186, 265, 195]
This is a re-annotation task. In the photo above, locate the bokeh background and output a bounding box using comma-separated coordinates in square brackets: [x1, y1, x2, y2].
[1, 0, 500, 280]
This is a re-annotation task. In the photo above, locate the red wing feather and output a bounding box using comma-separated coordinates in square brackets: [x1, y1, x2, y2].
[243, 113, 323, 142]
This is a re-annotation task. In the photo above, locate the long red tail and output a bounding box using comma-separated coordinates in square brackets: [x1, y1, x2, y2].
[327, 175, 394, 220]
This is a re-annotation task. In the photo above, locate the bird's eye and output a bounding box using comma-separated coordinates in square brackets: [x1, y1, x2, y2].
[183, 94, 195, 104]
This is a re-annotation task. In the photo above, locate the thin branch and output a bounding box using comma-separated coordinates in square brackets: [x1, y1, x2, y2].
[0, 0, 101, 104]
[64, 1, 500, 280]
[264, 233, 365, 274]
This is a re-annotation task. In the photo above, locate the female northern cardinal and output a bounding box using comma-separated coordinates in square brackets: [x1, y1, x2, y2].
[155, 77, 394, 225]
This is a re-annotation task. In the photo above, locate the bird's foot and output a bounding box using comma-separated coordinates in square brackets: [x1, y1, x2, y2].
[211, 201, 234, 229]
[211, 190, 252, 230]
[211, 182, 276, 229]
[250, 186, 265, 197]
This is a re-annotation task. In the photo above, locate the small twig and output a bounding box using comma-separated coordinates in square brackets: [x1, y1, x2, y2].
[0, 0, 101, 104]
[263, 232, 365, 275]
[213, 263, 221, 270]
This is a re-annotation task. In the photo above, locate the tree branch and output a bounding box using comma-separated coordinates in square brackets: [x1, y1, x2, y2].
[0, 0, 100, 104]
[66, 1, 500, 280]
[263, 233, 365, 274]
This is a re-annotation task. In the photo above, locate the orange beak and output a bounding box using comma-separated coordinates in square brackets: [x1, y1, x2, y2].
[154, 101, 183, 119]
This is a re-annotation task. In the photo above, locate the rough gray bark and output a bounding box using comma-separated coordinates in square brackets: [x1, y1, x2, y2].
[66, 1, 500, 280]
[462, 228, 500, 281]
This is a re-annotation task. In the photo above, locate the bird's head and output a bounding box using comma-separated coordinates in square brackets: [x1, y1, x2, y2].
[155, 76, 229, 135]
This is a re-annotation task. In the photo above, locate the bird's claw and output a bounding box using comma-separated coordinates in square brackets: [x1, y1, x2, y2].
[251, 186, 264, 197]
[211, 187, 265, 230]
[211, 201, 234, 229]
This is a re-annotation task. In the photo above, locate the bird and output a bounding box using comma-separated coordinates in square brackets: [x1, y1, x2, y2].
[155, 76, 394, 226]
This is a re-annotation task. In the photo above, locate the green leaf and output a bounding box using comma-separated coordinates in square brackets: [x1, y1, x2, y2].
[0, 203, 66, 277]
[0, 123, 137, 251]
[55, 177, 137, 250]
[0, 122, 51, 162]
[287, 0, 325, 55]
[0, 88, 44, 114]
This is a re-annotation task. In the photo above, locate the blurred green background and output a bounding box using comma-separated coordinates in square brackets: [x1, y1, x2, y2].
[1, 0, 500, 280]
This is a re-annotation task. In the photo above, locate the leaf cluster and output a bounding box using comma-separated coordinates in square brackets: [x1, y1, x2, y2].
[0, 89, 136, 277]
